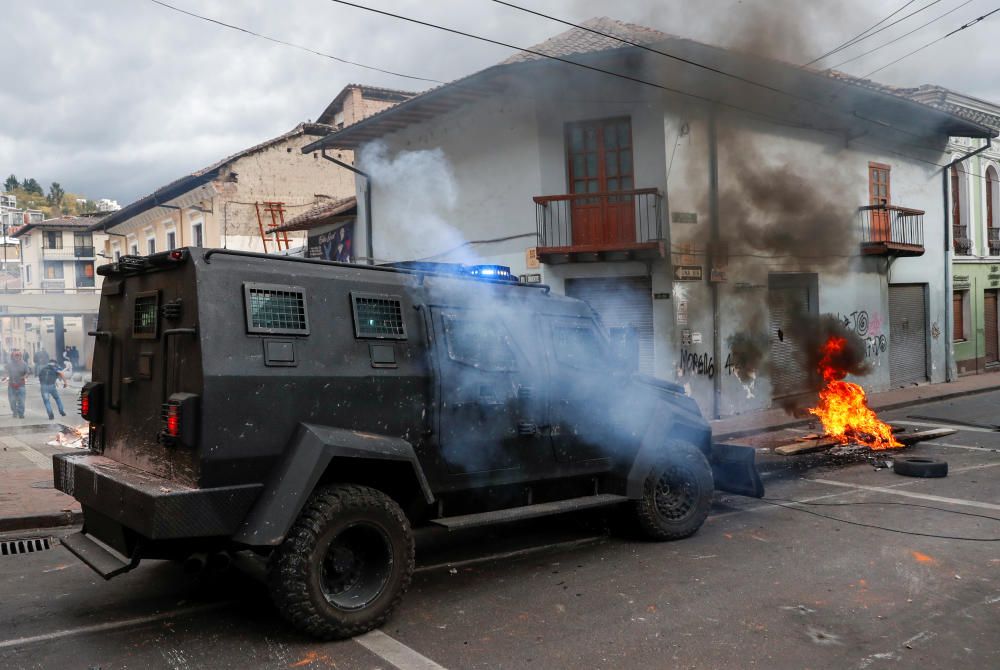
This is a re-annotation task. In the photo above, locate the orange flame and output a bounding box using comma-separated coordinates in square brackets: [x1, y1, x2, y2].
[807, 336, 902, 450]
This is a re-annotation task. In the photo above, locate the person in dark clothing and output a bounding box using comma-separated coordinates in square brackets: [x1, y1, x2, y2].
[3, 351, 29, 418]
[34, 348, 50, 376]
[38, 360, 68, 420]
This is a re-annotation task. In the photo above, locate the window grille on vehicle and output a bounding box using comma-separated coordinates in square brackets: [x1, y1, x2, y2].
[352, 293, 406, 339]
[444, 315, 517, 372]
[244, 284, 309, 335]
[133, 293, 159, 338]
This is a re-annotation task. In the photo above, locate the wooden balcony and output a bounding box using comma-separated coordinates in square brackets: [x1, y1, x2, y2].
[534, 188, 664, 264]
[858, 204, 925, 257]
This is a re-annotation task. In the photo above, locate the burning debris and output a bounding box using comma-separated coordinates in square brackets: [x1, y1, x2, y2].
[47, 424, 89, 450]
[807, 335, 901, 450]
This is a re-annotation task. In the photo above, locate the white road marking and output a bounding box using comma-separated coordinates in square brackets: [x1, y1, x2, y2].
[924, 441, 1000, 452]
[890, 419, 998, 434]
[18, 447, 51, 469]
[355, 629, 448, 670]
[810, 477, 1000, 511]
[0, 602, 232, 650]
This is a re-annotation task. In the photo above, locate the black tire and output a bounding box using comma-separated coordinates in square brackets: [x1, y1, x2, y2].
[268, 484, 414, 639]
[893, 456, 948, 478]
[628, 443, 714, 541]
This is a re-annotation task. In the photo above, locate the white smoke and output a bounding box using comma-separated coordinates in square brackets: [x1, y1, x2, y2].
[360, 141, 479, 265]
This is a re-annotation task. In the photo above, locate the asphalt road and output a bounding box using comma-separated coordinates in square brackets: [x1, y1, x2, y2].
[2, 392, 999, 670]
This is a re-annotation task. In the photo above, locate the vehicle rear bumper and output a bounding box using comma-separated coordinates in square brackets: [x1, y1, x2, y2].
[53, 452, 262, 540]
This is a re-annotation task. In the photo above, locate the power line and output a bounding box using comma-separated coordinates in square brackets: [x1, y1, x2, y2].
[805, 0, 948, 67]
[866, 6, 1000, 76]
[145, 0, 442, 85]
[803, 0, 920, 66]
[827, 0, 975, 71]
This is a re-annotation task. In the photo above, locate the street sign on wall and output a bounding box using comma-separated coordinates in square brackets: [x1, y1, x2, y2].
[673, 265, 703, 281]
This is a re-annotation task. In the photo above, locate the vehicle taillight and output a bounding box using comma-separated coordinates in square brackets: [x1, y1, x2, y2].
[79, 383, 103, 423]
[160, 393, 199, 447]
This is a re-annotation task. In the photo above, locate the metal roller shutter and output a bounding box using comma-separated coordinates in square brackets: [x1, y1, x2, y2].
[565, 276, 654, 373]
[888, 284, 928, 386]
[768, 285, 813, 397]
[985, 290, 999, 366]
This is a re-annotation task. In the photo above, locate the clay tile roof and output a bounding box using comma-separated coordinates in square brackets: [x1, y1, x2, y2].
[502, 17, 670, 64]
[272, 196, 357, 233]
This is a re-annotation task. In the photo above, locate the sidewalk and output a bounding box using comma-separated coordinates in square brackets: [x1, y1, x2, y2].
[0, 377, 85, 532]
[711, 369, 1000, 439]
[1, 372, 999, 533]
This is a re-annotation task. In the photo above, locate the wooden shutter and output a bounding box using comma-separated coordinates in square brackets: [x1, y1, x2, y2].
[985, 290, 999, 365]
[952, 291, 964, 341]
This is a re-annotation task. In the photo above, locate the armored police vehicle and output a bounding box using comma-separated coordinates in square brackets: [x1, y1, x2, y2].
[54, 247, 761, 639]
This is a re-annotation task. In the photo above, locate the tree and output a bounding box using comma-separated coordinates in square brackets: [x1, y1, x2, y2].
[3, 175, 17, 192]
[22, 178, 43, 195]
[47, 182, 65, 210]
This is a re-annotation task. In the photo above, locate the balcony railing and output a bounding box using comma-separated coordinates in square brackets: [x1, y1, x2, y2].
[42, 246, 74, 259]
[74, 245, 95, 258]
[988, 228, 1000, 256]
[858, 204, 925, 257]
[953, 226, 972, 255]
[534, 188, 664, 263]
[75, 276, 95, 288]
[41, 278, 65, 292]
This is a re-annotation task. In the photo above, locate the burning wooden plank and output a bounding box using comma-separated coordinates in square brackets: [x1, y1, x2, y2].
[772, 428, 956, 456]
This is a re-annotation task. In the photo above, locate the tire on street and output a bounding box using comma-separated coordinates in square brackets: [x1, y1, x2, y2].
[893, 456, 948, 478]
[268, 483, 415, 639]
[628, 442, 714, 541]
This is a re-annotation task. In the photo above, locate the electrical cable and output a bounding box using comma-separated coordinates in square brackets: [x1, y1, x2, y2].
[865, 6, 1000, 76]
[146, 0, 442, 84]
[412, 232, 538, 261]
[827, 0, 975, 71]
[803, 0, 947, 66]
[761, 496, 1000, 522]
[755, 498, 1000, 541]
[487, 0, 955, 155]
[802, 0, 920, 66]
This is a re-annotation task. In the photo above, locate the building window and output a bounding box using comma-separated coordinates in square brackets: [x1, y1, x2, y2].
[76, 261, 95, 288]
[24, 265, 30, 284]
[952, 165, 970, 255]
[43, 261, 64, 279]
[42, 230, 62, 249]
[564, 117, 634, 246]
[166, 230, 177, 250]
[988, 165, 1000, 256]
[192, 222, 203, 248]
[443, 315, 516, 372]
[147, 237, 156, 255]
[868, 162, 891, 207]
[112, 243, 121, 261]
[953, 290, 969, 341]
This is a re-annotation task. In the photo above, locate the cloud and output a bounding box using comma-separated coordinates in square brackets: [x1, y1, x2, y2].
[2, 0, 996, 204]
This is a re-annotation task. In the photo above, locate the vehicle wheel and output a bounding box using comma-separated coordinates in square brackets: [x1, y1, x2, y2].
[893, 456, 948, 478]
[268, 484, 414, 639]
[629, 443, 714, 541]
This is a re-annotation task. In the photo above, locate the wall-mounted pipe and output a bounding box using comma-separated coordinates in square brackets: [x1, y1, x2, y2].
[322, 150, 373, 265]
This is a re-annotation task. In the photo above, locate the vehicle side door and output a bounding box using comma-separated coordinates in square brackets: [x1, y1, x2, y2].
[431, 306, 551, 474]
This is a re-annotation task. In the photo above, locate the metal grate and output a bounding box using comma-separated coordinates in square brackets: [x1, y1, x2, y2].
[352, 293, 406, 339]
[133, 293, 158, 338]
[244, 284, 309, 335]
[1, 537, 51, 556]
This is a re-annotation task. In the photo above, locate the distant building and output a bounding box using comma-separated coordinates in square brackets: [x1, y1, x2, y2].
[13, 216, 106, 294]
[95, 198, 121, 212]
[94, 84, 417, 260]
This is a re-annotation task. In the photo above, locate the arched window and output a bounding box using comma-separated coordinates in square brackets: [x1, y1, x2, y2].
[952, 164, 970, 255]
[987, 165, 999, 255]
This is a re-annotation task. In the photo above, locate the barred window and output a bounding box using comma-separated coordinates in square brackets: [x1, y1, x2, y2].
[352, 293, 406, 339]
[133, 292, 159, 339]
[244, 283, 309, 335]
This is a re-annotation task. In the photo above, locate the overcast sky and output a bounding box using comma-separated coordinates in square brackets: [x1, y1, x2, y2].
[4, 0, 998, 205]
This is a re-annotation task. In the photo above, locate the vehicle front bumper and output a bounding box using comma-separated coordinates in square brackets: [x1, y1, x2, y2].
[53, 452, 261, 540]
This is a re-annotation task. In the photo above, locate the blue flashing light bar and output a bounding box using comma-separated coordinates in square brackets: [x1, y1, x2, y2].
[467, 264, 513, 281]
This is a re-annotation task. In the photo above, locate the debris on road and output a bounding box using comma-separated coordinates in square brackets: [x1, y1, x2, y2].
[47, 424, 89, 450]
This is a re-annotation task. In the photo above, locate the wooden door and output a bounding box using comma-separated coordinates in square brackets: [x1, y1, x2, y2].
[567, 118, 635, 247]
[869, 163, 891, 241]
[985, 290, 999, 366]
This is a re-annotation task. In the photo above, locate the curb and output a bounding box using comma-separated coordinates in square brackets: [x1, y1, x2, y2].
[714, 383, 1000, 442]
[0, 510, 83, 533]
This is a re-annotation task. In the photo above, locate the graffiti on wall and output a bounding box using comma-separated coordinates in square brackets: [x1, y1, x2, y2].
[679, 349, 715, 378]
[837, 309, 887, 359]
